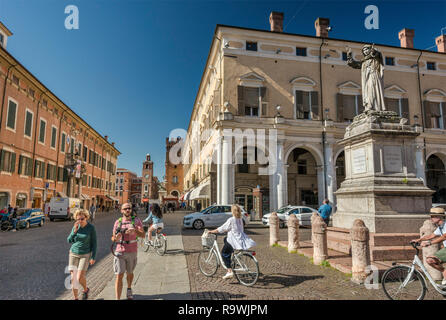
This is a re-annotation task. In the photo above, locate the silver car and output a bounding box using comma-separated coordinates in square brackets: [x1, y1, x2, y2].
[183, 205, 250, 230]
[262, 206, 318, 228]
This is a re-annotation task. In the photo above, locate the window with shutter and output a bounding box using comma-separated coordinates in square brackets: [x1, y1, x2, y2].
[6, 100, 17, 130]
[244, 87, 260, 117]
[336, 93, 344, 122]
[24, 111, 33, 137]
[51, 127, 57, 148]
[401, 98, 410, 124]
[39, 120, 46, 144]
[385, 98, 400, 114]
[296, 90, 304, 119]
[310, 91, 319, 120]
[61, 133, 66, 152]
[343, 95, 356, 121]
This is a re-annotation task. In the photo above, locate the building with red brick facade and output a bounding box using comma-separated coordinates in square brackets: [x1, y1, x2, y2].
[115, 169, 137, 205]
[161, 137, 183, 207]
[0, 22, 120, 210]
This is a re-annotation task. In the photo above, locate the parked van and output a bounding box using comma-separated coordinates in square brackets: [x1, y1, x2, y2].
[48, 197, 81, 221]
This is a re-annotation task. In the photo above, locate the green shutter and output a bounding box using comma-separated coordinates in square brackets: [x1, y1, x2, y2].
[10, 153, 16, 173]
[0, 150, 4, 171]
[18, 155, 23, 175]
[7, 101, 17, 130]
[358, 95, 364, 114]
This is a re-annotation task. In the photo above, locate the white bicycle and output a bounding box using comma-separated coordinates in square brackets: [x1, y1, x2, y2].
[198, 232, 259, 286]
[381, 241, 446, 300]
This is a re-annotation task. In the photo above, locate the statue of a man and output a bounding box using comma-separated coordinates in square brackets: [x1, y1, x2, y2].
[347, 44, 386, 112]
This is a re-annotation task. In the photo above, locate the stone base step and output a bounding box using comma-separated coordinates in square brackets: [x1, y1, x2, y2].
[371, 246, 418, 261]
[327, 236, 351, 254]
[371, 233, 419, 247]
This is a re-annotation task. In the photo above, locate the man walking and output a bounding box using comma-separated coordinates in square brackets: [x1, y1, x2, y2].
[318, 199, 332, 226]
[89, 203, 96, 223]
[111, 203, 144, 300]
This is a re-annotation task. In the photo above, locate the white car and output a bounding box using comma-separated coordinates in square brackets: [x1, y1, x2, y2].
[183, 205, 250, 230]
[262, 206, 318, 228]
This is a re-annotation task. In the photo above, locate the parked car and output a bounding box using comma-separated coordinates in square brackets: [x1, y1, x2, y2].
[262, 206, 318, 228]
[16, 208, 45, 229]
[183, 205, 250, 230]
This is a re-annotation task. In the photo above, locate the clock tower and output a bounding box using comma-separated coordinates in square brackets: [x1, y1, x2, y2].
[142, 154, 154, 201]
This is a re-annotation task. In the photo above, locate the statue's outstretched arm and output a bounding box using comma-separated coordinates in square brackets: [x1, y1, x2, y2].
[346, 47, 362, 69]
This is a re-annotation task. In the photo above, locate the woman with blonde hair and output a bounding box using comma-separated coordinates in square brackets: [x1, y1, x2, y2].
[67, 209, 97, 300]
[208, 204, 256, 279]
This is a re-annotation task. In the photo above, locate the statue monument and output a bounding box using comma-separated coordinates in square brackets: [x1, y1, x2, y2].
[332, 44, 433, 234]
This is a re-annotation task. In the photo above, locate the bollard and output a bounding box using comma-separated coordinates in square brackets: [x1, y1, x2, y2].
[312, 215, 328, 265]
[310, 211, 318, 244]
[287, 214, 300, 253]
[269, 212, 280, 246]
[350, 219, 370, 284]
[420, 219, 442, 281]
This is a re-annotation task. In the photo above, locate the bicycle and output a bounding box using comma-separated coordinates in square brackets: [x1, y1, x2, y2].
[139, 225, 167, 256]
[381, 241, 446, 300]
[198, 231, 259, 286]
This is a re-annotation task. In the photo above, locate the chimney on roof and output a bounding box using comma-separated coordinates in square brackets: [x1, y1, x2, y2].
[104, 135, 108, 141]
[269, 12, 284, 33]
[0, 21, 13, 50]
[111, 142, 115, 147]
[398, 28, 415, 49]
[436, 34, 446, 53]
[315, 17, 330, 38]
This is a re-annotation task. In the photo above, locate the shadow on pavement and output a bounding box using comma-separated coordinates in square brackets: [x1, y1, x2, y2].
[254, 273, 324, 289]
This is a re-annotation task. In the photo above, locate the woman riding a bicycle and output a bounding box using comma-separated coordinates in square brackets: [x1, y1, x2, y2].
[143, 203, 163, 245]
[207, 204, 256, 280]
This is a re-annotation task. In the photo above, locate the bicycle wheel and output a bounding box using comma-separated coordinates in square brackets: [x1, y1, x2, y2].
[381, 265, 426, 300]
[155, 234, 167, 256]
[198, 248, 218, 277]
[141, 233, 150, 252]
[233, 252, 259, 286]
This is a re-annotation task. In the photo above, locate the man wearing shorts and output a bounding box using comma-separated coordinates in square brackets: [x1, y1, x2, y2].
[111, 203, 145, 300]
[412, 207, 446, 286]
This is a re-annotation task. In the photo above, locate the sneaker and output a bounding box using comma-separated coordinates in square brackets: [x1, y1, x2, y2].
[81, 287, 89, 300]
[442, 279, 446, 286]
[222, 272, 234, 280]
[126, 288, 133, 300]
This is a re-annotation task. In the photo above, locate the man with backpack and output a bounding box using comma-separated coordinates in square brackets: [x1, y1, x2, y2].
[111, 203, 145, 300]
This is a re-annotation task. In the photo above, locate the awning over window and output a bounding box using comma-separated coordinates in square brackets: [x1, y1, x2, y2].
[190, 180, 210, 200]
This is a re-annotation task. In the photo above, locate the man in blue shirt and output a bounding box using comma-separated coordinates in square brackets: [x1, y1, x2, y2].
[318, 199, 332, 226]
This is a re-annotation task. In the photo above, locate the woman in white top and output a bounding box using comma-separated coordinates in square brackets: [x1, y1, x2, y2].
[208, 204, 256, 279]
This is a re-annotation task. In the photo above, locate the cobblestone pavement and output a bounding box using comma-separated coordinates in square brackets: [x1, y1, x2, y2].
[181, 215, 443, 300]
[0, 208, 130, 300]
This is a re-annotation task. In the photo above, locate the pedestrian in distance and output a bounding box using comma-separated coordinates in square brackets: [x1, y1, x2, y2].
[412, 207, 446, 286]
[11, 207, 18, 232]
[111, 203, 145, 300]
[67, 209, 97, 300]
[207, 204, 256, 280]
[89, 203, 96, 223]
[318, 199, 332, 226]
[143, 203, 163, 245]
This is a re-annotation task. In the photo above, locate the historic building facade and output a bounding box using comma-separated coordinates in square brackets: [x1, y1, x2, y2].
[115, 169, 137, 205]
[182, 13, 446, 216]
[0, 22, 120, 210]
[141, 154, 159, 202]
[161, 137, 184, 207]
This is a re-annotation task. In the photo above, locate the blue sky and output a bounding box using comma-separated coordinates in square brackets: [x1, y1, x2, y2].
[1, 0, 445, 179]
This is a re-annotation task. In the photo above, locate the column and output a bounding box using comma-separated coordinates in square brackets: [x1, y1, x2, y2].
[221, 131, 232, 205]
[216, 137, 222, 204]
[269, 173, 277, 212]
[276, 140, 288, 209]
[317, 167, 325, 205]
[415, 139, 426, 185]
[324, 142, 336, 205]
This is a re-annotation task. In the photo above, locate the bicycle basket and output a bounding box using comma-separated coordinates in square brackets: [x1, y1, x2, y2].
[201, 232, 216, 248]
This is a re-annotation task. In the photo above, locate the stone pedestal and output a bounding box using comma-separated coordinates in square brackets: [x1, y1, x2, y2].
[333, 111, 434, 233]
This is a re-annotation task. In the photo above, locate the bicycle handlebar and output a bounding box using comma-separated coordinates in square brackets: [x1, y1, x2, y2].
[410, 241, 421, 255]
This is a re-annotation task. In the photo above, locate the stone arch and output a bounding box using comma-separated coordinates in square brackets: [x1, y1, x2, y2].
[426, 152, 446, 204]
[285, 144, 324, 208]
